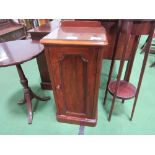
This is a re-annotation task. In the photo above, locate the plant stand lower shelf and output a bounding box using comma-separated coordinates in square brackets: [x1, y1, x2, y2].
[108, 80, 137, 100]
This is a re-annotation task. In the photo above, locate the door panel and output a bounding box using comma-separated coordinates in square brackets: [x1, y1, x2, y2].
[47, 46, 98, 118]
[60, 55, 87, 115]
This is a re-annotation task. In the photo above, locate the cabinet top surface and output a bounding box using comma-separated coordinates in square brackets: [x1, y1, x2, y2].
[28, 20, 61, 33]
[40, 25, 108, 46]
[0, 40, 44, 67]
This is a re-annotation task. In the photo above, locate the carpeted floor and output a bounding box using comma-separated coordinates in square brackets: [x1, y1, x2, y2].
[0, 36, 155, 135]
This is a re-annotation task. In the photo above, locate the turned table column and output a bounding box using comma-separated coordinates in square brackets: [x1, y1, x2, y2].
[16, 64, 50, 124]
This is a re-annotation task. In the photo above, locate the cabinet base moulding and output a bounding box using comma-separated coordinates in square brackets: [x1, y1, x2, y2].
[57, 114, 97, 127]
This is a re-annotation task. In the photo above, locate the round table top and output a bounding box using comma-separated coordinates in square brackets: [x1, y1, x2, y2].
[0, 40, 44, 67]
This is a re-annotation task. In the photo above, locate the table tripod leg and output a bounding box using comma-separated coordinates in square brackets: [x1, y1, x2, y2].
[17, 90, 50, 105]
[31, 91, 50, 101]
[16, 64, 34, 124]
[16, 64, 50, 124]
[25, 92, 33, 124]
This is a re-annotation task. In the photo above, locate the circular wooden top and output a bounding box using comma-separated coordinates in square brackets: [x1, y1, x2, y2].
[108, 80, 136, 100]
[0, 40, 44, 67]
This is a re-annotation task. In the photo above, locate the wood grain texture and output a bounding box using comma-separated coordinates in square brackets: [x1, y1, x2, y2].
[108, 80, 136, 99]
[40, 22, 108, 126]
[44, 46, 104, 126]
[40, 26, 108, 46]
[31, 20, 154, 92]
[31, 20, 150, 90]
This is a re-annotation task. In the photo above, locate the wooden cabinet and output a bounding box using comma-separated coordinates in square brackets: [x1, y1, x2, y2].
[45, 46, 103, 126]
[41, 23, 108, 126]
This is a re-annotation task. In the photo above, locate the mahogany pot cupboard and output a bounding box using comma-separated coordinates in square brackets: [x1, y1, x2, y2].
[40, 25, 108, 126]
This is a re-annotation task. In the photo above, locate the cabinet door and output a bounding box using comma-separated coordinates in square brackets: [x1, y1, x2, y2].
[46, 46, 100, 120]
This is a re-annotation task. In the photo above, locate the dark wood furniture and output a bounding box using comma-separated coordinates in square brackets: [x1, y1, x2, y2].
[28, 20, 60, 89]
[0, 40, 50, 124]
[141, 33, 155, 67]
[29, 20, 154, 125]
[103, 20, 155, 121]
[40, 24, 108, 126]
[141, 33, 155, 53]
[0, 19, 26, 43]
[28, 20, 142, 90]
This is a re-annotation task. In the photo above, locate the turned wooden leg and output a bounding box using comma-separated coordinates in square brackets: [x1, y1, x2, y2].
[123, 36, 140, 104]
[103, 21, 122, 106]
[25, 91, 33, 124]
[109, 21, 133, 121]
[131, 23, 155, 121]
[16, 64, 50, 124]
[108, 96, 116, 121]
